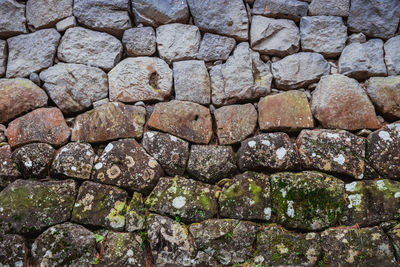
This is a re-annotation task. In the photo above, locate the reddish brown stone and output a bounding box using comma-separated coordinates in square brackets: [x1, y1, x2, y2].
[147, 100, 213, 144]
[0, 78, 48, 123]
[5, 107, 70, 148]
[258, 91, 314, 132]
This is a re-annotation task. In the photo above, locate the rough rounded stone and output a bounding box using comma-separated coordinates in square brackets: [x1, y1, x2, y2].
[108, 57, 172, 103]
[271, 52, 330, 90]
[125, 192, 145, 232]
[366, 123, 400, 180]
[156, 23, 200, 64]
[250, 16, 300, 57]
[297, 129, 366, 180]
[384, 36, 400, 76]
[57, 27, 123, 71]
[0, 40, 6, 77]
[388, 224, 400, 260]
[339, 39, 387, 80]
[270, 171, 345, 231]
[56, 16, 76, 32]
[197, 33, 236, 62]
[300, 16, 347, 58]
[173, 60, 210, 104]
[187, 145, 238, 183]
[71, 102, 146, 143]
[348, 0, 400, 39]
[0, 0, 27, 38]
[32, 222, 96, 267]
[0, 179, 77, 234]
[252, 0, 308, 22]
[72, 181, 128, 231]
[40, 63, 108, 115]
[187, 0, 249, 41]
[73, 0, 131, 36]
[258, 90, 314, 132]
[219, 172, 272, 221]
[5, 107, 71, 148]
[321, 227, 397, 266]
[92, 139, 163, 193]
[142, 131, 189, 176]
[311, 74, 380, 130]
[0, 78, 48, 123]
[26, 0, 73, 30]
[365, 76, 400, 120]
[148, 100, 213, 144]
[0, 124, 5, 142]
[0, 234, 27, 267]
[238, 133, 300, 172]
[215, 103, 257, 145]
[145, 176, 218, 222]
[51, 142, 95, 180]
[254, 225, 321, 266]
[131, 0, 189, 27]
[11, 143, 55, 179]
[0, 144, 20, 189]
[6, 29, 61, 78]
[122, 27, 156, 57]
[308, 0, 349, 16]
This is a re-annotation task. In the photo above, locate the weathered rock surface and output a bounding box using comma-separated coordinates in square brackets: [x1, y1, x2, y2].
[271, 52, 330, 90]
[271, 171, 345, 230]
[32, 222, 96, 267]
[0, 0, 27, 38]
[388, 224, 400, 259]
[348, 0, 400, 39]
[156, 23, 200, 64]
[0, 234, 27, 267]
[0, 179, 77, 233]
[58, 27, 123, 71]
[250, 16, 300, 57]
[311, 74, 380, 130]
[71, 102, 146, 143]
[51, 142, 95, 180]
[384, 36, 400, 76]
[238, 133, 300, 172]
[72, 181, 128, 230]
[142, 131, 189, 176]
[0, 40, 6, 77]
[26, 0, 73, 30]
[0, 78, 48, 123]
[0, 144, 20, 189]
[258, 90, 314, 132]
[148, 100, 213, 144]
[187, 0, 249, 41]
[173, 60, 210, 104]
[308, 0, 349, 16]
[6, 29, 61, 78]
[297, 129, 366, 179]
[122, 27, 156, 57]
[215, 103, 257, 145]
[0, 124, 5, 142]
[197, 33, 236, 62]
[11, 143, 55, 179]
[40, 63, 108, 114]
[347, 32, 367, 44]
[56, 16, 76, 32]
[73, 0, 131, 36]
[145, 176, 218, 222]
[125, 192, 145, 232]
[92, 139, 163, 193]
[220, 172, 272, 221]
[255, 225, 321, 266]
[108, 57, 172, 103]
[132, 0, 189, 27]
[5, 107, 71, 148]
[187, 145, 237, 183]
[252, 0, 308, 22]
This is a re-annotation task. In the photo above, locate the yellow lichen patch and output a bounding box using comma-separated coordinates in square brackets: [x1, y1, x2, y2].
[106, 200, 126, 229]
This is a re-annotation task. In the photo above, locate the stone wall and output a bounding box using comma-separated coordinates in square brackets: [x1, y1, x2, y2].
[0, 0, 400, 266]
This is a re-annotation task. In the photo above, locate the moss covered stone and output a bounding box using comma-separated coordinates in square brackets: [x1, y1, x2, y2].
[125, 192, 145, 232]
[270, 171, 345, 231]
[388, 223, 400, 260]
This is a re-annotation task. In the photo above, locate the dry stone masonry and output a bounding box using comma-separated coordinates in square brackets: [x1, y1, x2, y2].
[0, 0, 400, 266]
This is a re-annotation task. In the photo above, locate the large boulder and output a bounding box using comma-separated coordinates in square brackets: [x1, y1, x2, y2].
[197, 33, 236, 62]
[0, 234, 27, 267]
[26, 0, 72, 30]
[0, 145, 20, 189]
[252, 0, 308, 22]
[122, 27, 156, 57]
[385, 36, 400, 76]
[0, 0, 27, 38]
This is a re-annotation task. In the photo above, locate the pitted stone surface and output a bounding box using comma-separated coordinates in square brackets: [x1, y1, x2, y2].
[0, 40, 6, 77]
[252, 0, 308, 22]
[308, 0, 349, 16]
[0, 145, 21, 189]
[0, 234, 27, 267]
[388, 224, 400, 260]
[26, 0, 73, 30]
[0, 0, 27, 38]
[125, 192, 145, 232]
[197, 33, 236, 62]
[122, 27, 156, 57]
[385, 36, 400, 76]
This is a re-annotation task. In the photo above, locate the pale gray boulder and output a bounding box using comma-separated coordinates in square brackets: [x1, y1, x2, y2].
[384, 36, 400, 76]
[26, 0, 73, 30]
[0, 0, 27, 38]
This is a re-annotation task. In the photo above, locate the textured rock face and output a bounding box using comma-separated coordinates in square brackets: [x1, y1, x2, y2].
[252, 0, 308, 22]
[73, 0, 131, 36]
[308, 0, 349, 16]
[122, 27, 156, 57]
[0, 78, 48, 123]
[0, 40, 6, 77]
[0, 234, 27, 267]
[258, 91, 314, 132]
[56, 16, 76, 32]
[92, 139, 163, 193]
[108, 57, 172, 103]
[0, 145, 20, 189]
[385, 36, 400, 76]
[197, 33, 236, 62]
[0, 179, 77, 233]
[311, 74, 380, 130]
[71, 102, 146, 143]
[26, 0, 73, 30]
[6, 29, 60, 78]
[187, 0, 249, 41]
[148, 100, 213, 144]
[40, 63, 108, 114]
[125, 192, 145, 232]
[5, 107, 70, 148]
[388, 224, 400, 259]
[0, 0, 27, 38]
[58, 27, 123, 71]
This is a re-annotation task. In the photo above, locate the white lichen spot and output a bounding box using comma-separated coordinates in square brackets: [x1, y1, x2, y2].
[24, 161, 32, 167]
[280, 189, 287, 198]
[311, 152, 316, 157]
[146, 132, 155, 138]
[378, 244, 391, 255]
[15, 261, 23, 267]
[264, 207, 271, 220]
[357, 173, 364, 180]
[395, 192, 400, 198]
[127, 249, 134, 257]
[170, 135, 178, 141]
[261, 140, 271, 146]
[287, 200, 295, 218]
[327, 133, 340, 139]
[104, 143, 114, 153]
[347, 194, 362, 209]
[372, 233, 381, 241]
[378, 131, 393, 142]
[249, 200, 255, 206]
[346, 249, 359, 263]
[345, 182, 358, 192]
[172, 196, 186, 209]
[305, 233, 316, 240]
[306, 247, 318, 264]
[276, 147, 287, 160]
[376, 180, 387, 191]
[276, 243, 288, 254]
[95, 162, 103, 170]
[71, 166, 77, 171]
[86, 151, 92, 156]
[248, 141, 256, 148]
[148, 159, 158, 168]
[0, 207, 3, 212]
[333, 154, 345, 165]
